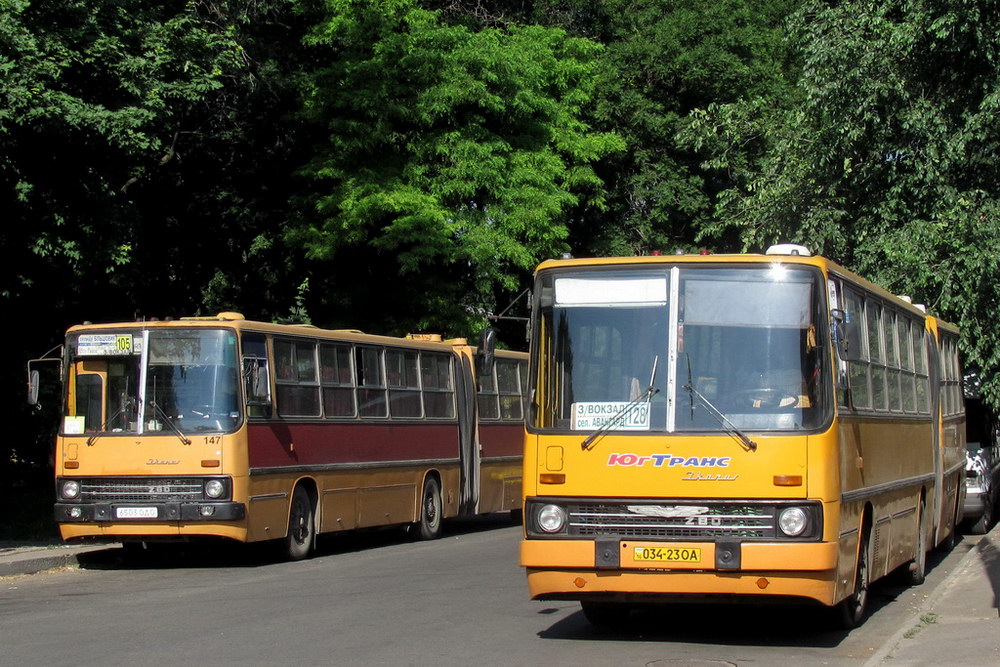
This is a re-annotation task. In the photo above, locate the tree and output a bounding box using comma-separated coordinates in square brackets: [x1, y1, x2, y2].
[290, 0, 623, 334]
[684, 0, 1000, 405]
[1, 0, 306, 469]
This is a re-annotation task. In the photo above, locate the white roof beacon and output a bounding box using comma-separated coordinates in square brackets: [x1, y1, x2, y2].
[765, 243, 812, 257]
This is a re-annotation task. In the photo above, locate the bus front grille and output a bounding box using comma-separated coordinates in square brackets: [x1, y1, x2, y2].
[567, 502, 774, 539]
[78, 478, 205, 503]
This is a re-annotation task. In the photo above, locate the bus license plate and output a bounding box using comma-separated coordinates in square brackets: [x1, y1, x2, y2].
[633, 546, 701, 563]
[116, 507, 158, 519]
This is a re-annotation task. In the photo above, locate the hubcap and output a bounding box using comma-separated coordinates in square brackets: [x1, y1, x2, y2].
[425, 492, 437, 523]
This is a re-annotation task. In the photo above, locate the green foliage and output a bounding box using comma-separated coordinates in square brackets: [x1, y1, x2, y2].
[7, 0, 1000, 482]
[523, 0, 802, 256]
[685, 0, 1000, 405]
[291, 0, 622, 330]
[1, 0, 307, 471]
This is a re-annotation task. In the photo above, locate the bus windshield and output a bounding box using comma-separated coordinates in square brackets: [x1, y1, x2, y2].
[532, 264, 831, 433]
[64, 328, 240, 435]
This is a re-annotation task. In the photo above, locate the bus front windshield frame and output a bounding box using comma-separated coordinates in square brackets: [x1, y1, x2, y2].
[530, 263, 832, 435]
[63, 328, 241, 436]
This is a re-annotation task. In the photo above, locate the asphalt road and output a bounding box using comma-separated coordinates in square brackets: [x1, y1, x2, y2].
[0, 517, 978, 666]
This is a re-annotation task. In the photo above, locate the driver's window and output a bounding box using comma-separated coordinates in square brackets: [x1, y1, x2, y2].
[75, 372, 104, 432]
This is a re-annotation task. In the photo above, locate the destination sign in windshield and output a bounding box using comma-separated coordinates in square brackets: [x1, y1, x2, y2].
[572, 402, 651, 431]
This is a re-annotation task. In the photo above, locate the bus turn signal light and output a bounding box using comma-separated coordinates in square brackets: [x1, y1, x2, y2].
[539, 473, 566, 484]
[201, 459, 220, 468]
[773, 475, 802, 486]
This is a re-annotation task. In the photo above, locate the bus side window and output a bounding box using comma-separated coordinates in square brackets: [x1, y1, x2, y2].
[243, 333, 272, 419]
[75, 373, 104, 432]
[497, 359, 523, 421]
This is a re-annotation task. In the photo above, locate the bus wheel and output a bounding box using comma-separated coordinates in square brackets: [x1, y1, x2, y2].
[835, 526, 871, 629]
[284, 485, 315, 561]
[415, 476, 442, 540]
[581, 601, 631, 629]
[905, 500, 927, 586]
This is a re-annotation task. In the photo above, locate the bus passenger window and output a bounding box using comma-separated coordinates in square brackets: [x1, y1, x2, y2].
[387, 349, 421, 418]
[356, 346, 387, 418]
[422, 353, 455, 419]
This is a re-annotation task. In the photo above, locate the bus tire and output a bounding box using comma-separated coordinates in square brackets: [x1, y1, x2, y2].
[415, 476, 443, 540]
[580, 600, 631, 629]
[936, 493, 961, 551]
[905, 499, 927, 586]
[835, 523, 871, 629]
[284, 484, 315, 561]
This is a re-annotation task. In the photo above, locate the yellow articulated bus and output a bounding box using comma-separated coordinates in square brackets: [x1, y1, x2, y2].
[36, 314, 526, 560]
[519, 245, 965, 628]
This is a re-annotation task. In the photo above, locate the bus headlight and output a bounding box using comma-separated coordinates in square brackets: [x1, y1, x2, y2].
[778, 507, 808, 537]
[204, 479, 225, 499]
[61, 480, 81, 499]
[537, 504, 567, 533]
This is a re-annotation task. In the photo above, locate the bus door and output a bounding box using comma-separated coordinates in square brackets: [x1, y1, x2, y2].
[455, 353, 480, 515]
[926, 328, 943, 535]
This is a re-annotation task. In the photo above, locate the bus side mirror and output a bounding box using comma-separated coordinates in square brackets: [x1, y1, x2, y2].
[832, 309, 863, 362]
[477, 327, 497, 377]
[27, 369, 40, 406]
[243, 357, 271, 405]
[26, 348, 63, 405]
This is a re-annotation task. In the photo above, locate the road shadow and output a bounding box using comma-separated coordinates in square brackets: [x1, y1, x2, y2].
[535, 538, 959, 648]
[974, 529, 1000, 616]
[75, 511, 520, 571]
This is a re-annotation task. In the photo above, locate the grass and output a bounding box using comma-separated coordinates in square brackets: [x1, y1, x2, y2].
[903, 612, 940, 639]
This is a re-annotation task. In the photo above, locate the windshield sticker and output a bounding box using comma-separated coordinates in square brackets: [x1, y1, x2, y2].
[63, 416, 85, 434]
[573, 402, 651, 431]
[78, 334, 141, 356]
[607, 453, 731, 468]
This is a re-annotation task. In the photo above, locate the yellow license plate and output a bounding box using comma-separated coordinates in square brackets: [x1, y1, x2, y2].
[633, 546, 702, 563]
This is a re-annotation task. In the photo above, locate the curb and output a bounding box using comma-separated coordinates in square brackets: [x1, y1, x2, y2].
[0, 545, 117, 578]
[863, 532, 989, 667]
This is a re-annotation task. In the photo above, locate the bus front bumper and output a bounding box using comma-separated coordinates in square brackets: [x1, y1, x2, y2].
[55, 502, 246, 523]
[521, 539, 840, 605]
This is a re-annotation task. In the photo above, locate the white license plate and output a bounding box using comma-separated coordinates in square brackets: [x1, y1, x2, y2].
[116, 507, 158, 519]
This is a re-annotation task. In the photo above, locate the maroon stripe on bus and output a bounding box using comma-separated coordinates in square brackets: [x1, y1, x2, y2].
[247, 422, 460, 468]
[479, 423, 523, 458]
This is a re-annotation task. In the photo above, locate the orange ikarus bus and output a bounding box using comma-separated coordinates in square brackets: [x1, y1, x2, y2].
[40, 314, 526, 559]
[520, 245, 964, 628]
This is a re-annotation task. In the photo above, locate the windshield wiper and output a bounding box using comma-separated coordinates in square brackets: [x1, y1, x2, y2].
[581, 386, 659, 451]
[148, 400, 192, 445]
[684, 355, 757, 452]
[582, 356, 659, 452]
[683, 382, 758, 452]
[86, 396, 135, 446]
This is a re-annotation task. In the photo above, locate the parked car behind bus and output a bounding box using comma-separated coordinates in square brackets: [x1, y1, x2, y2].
[963, 397, 1000, 534]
